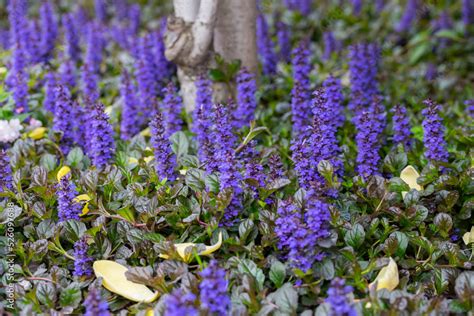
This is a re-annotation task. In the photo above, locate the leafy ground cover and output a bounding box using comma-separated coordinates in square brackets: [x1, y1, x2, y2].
[0, 0, 474, 315]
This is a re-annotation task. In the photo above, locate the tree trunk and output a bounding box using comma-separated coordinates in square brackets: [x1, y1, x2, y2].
[165, 0, 257, 112]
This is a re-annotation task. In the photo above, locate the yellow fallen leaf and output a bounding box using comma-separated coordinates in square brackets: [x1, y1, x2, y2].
[93, 260, 160, 303]
[179, 169, 187, 175]
[144, 156, 154, 163]
[145, 309, 154, 316]
[369, 257, 399, 291]
[57, 166, 71, 182]
[28, 127, 47, 140]
[140, 127, 151, 137]
[105, 106, 113, 116]
[128, 157, 139, 164]
[462, 226, 474, 245]
[159, 232, 223, 263]
[73, 194, 92, 216]
[400, 165, 422, 198]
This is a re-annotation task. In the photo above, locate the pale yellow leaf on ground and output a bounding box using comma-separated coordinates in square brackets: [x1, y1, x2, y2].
[57, 166, 71, 182]
[28, 127, 47, 140]
[369, 257, 399, 291]
[462, 226, 474, 245]
[400, 165, 422, 198]
[159, 232, 223, 262]
[93, 260, 159, 303]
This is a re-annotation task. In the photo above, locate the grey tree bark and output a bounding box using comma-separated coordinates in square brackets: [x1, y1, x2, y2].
[164, 0, 257, 112]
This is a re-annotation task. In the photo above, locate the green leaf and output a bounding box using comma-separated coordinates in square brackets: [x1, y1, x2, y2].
[388, 177, 410, 192]
[66, 147, 84, 167]
[36, 282, 56, 307]
[409, 42, 430, 65]
[269, 261, 286, 288]
[209, 69, 226, 82]
[185, 168, 206, 191]
[62, 220, 87, 241]
[237, 259, 265, 291]
[59, 283, 82, 309]
[271, 283, 298, 315]
[344, 224, 365, 249]
[170, 131, 189, 158]
[40, 154, 57, 171]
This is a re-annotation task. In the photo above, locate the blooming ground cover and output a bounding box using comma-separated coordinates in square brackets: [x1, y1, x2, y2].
[0, 0, 474, 315]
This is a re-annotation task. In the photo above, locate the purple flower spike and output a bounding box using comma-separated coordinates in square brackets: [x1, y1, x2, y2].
[348, 43, 380, 121]
[355, 108, 383, 178]
[84, 287, 110, 316]
[43, 72, 57, 113]
[62, 13, 80, 61]
[396, 0, 419, 33]
[39, 1, 58, 62]
[291, 40, 312, 136]
[120, 70, 142, 140]
[323, 75, 345, 130]
[462, 0, 474, 30]
[94, 0, 107, 23]
[422, 99, 449, 163]
[149, 112, 177, 181]
[391, 104, 412, 149]
[256, 14, 277, 76]
[323, 32, 341, 61]
[73, 236, 93, 277]
[352, 0, 363, 16]
[53, 85, 76, 154]
[276, 21, 291, 63]
[164, 290, 198, 316]
[192, 77, 215, 172]
[56, 175, 81, 222]
[59, 60, 77, 89]
[234, 68, 257, 129]
[0, 149, 13, 192]
[90, 103, 115, 169]
[199, 260, 230, 315]
[136, 34, 158, 115]
[326, 278, 357, 316]
[161, 83, 183, 138]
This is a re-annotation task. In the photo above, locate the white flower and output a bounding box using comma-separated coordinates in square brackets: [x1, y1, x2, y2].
[0, 119, 24, 143]
[28, 118, 43, 129]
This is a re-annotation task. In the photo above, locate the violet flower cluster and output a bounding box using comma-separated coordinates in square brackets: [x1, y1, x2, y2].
[62, 13, 80, 61]
[291, 40, 312, 135]
[120, 70, 142, 140]
[326, 278, 357, 316]
[348, 43, 380, 121]
[284, 0, 312, 15]
[84, 287, 110, 316]
[53, 85, 76, 154]
[0, 149, 13, 193]
[323, 75, 345, 130]
[164, 289, 198, 316]
[352, 0, 363, 16]
[391, 104, 412, 149]
[322, 32, 341, 61]
[39, 1, 58, 62]
[56, 175, 81, 221]
[234, 68, 257, 129]
[136, 34, 158, 115]
[275, 196, 330, 272]
[396, 0, 419, 33]
[43, 71, 57, 113]
[213, 103, 242, 224]
[90, 103, 116, 169]
[199, 260, 231, 315]
[73, 236, 93, 277]
[463, 0, 474, 30]
[149, 112, 177, 181]
[59, 60, 77, 89]
[276, 21, 291, 63]
[355, 108, 383, 178]
[161, 83, 183, 138]
[192, 76, 215, 172]
[421, 99, 449, 163]
[256, 14, 277, 76]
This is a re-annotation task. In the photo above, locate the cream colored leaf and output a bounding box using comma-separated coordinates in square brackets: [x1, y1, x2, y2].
[400, 165, 422, 198]
[57, 166, 71, 182]
[28, 127, 47, 140]
[93, 260, 159, 303]
[462, 226, 474, 245]
[159, 232, 223, 262]
[369, 257, 399, 291]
